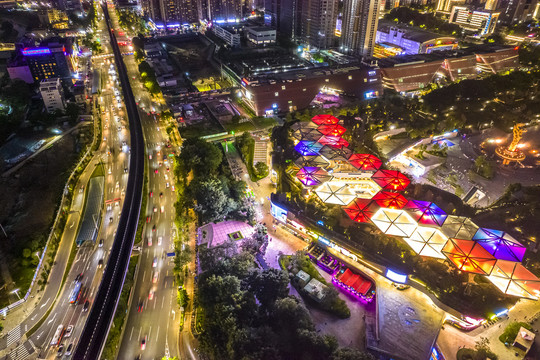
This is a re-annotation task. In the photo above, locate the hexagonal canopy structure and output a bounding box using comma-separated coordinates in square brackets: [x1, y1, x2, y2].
[317, 124, 347, 137]
[294, 141, 323, 156]
[319, 145, 353, 161]
[315, 182, 356, 206]
[296, 166, 332, 187]
[371, 170, 411, 191]
[440, 216, 479, 240]
[473, 228, 527, 262]
[348, 154, 383, 171]
[312, 114, 339, 125]
[318, 135, 350, 148]
[291, 122, 317, 131]
[487, 260, 540, 299]
[442, 238, 496, 275]
[346, 179, 382, 199]
[294, 156, 329, 169]
[404, 227, 449, 259]
[404, 200, 448, 227]
[370, 208, 418, 237]
[343, 198, 380, 223]
[372, 191, 408, 209]
[293, 127, 323, 141]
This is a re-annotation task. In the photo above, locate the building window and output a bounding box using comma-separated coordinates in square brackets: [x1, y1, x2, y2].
[364, 78, 367, 82]
[348, 75, 352, 80]
[303, 88, 306, 92]
[275, 92, 279, 96]
[325, 79, 329, 82]
[282, 85, 286, 90]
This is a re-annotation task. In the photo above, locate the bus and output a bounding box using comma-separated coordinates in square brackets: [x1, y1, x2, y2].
[69, 282, 82, 304]
[50, 325, 65, 346]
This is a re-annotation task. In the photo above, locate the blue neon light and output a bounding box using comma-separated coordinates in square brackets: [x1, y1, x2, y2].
[386, 269, 408, 284]
[22, 48, 51, 56]
[319, 237, 330, 246]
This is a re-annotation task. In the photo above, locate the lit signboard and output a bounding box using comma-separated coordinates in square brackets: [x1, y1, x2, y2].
[22, 48, 51, 56]
[270, 202, 288, 223]
[386, 269, 408, 284]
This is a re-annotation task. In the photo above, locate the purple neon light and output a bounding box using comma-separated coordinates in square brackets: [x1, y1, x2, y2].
[404, 200, 448, 227]
[296, 166, 331, 186]
[22, 48, 51, 56]
[294, 141, 323, 156]
[473, 228, 526, 262]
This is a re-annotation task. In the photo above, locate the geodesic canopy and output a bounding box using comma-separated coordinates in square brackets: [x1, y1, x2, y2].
[291, 122, 317, 131]
[473, 228, 527, 262]
[343, 198, 380, 223]
[440, 216, 479, 240]
[370, 208, 418, 237]
[294, 156, 329, 169]
[318, 135, 350, 148]
[348, 154, 383, 171]
[372, 191, 408, 209]
[404, 227, 449, 259]
[315, 182, 356, 206]
[319, 145, 353, 161]
[312, 114, 339, 125]
[293, 127, 323, 141]
[371, 170, 411, 191]
[294, 141, 323, 156]
[404, 200, 448, 227]
[442, 238, 496, 275]
[317, 124, 347, 137]
[487, 260, 540, 299]
[296, 167, 332, 187]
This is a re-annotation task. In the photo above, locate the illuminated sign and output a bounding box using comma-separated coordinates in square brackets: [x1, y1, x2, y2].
[386, 269, 408, 284]
[270, 202, 288, 223]
[319, 236, 330, 246]
[22, 48, 51, 56]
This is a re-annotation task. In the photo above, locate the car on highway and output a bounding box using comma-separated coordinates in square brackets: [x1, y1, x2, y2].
[166, 182, 170, 188]
[148, 237, 152, 246]
[75, 273, 83, 282]
[146, 216, 151, 223]
[65, 343, 73, 356]
[98, 258, 104, 268]
[152, 225, 156, 232]
[159, 192, 163, 198]
[65, 325, 74, 338]
[99, 239, 104, 247]
[152, 257, 157, 268]
[153, 206, 157, 213]
[160, 205, 164, 213]
[158, 236, 162, 246]
[83, 300, 90, 311]
[57, 344, 64, 357]
[172, 185, 175, 192]
[154, 169, 158, 174]
[148, 290, 154, 300]
[152, 271, 159, 283]
[141, 336, 147, 350]
[137, 301, 143, 312]
[149, 191, 153, 197]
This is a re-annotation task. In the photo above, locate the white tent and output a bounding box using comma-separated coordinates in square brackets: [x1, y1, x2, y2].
[370, 208, 418, 237]
[440, 215, 479, 240]
[315, 182, 356, 206]
[404, 227, 449, 259]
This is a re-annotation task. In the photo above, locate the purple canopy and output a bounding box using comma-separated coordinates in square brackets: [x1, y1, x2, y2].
[296, 167, 332, 187]
[404, 200, 448, 227]
[473, 228, 526, 262]
[294, 141, 323, 156]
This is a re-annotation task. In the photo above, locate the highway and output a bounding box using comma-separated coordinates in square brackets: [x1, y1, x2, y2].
[106, 5, 184, 359]
[72, 1, 145, 358]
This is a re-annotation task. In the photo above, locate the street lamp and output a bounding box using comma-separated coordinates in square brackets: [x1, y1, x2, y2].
[10, 288, 21, 300]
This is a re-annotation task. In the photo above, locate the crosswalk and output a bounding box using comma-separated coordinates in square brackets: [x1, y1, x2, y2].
[7, 341, 34, 360]
[5, 325, 20, 347]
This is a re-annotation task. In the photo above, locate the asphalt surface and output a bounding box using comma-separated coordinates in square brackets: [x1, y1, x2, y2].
[72, 2, 145, 359]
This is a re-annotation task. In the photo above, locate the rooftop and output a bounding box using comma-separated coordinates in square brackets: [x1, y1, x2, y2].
[198, 221, 255, 248]
[377, 20, 456, 44]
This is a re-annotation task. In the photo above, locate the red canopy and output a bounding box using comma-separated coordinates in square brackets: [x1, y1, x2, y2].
[372, 191, 408, 209]
[336, 268, 372, 295]
[318, 135, 350, 148]
[442, 238, 497, 275]
[343, 199, 380, 223]
[317, 124, 346, 137]
[371, 170, 410, 191]
[312, 114, 339, 125]
[348, 154, 382, 171]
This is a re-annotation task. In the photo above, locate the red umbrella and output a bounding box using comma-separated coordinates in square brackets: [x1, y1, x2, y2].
[312, 114, 339, 125]
[317, 124, 346, 137]
[318, 135, 350, 148]
[372, 191, 408, 209]
[371, 170, 410, 191]
[348, 154, 382, 171]
[343, 199, 380, 223]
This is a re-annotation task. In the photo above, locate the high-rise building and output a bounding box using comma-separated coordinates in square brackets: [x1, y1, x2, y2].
[300, 0, 338, 49]
[208, 0, 243, 20]
[435, 0, 465, 12]
[449, 6, 499, 35]
[498, 0, 538, 24]
[340, 0, 381, 58]
[265, 0, 300, 38]
[159, 0, 179, 23]
[21, 38, 75, 82]
[40, 78, 66, 113]
[179, 0, 199, 23]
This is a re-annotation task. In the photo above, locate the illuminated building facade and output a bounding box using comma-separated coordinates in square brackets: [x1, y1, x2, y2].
[435, 0, 465, 12]
[209, 0, 243, 21]
[22, 39, 75, 82]
[340, 0, 381, 57]
[300, 0, 338, 49]
[40, 78, 66, 113]
[498, 0, 538, 24]
[240, 66, 382, 116]
[449, 6, 500, 36]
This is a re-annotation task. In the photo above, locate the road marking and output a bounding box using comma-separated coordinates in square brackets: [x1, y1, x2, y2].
[142, 270, 146, 282]
[148, 326, 152, 341]
[47, 313, 57, 325]
[161, 296, 165, 309]
[138, 327, 141, 341]
[129, 326, 134, 341]
[153, 298, 156, 310]
[155, 326, 160, 343]
[40, 298, 50, 309]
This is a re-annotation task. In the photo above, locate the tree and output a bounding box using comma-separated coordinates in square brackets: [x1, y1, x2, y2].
[474, 155, 495, 179]
[22, 248, 31, 258]
[65, 103, 80, 124]
[255, 161, 269, 178]
[331, 348, 375, 360]
[191, 178, 237, 222]
[247, 268, 289, 308]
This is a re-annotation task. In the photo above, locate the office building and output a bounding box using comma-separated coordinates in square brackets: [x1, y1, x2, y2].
[340, 0, 381, 58]
[7, 61, 34, 83]
[300, 0, 338, 49]
[40, 78, 66, 113]
[214, 25, 241, 47]
[498, 0, 538, 24]
[435, 0, 465, 12]
[209, 0, 243, 20]
[247, 26, 277, 45]
[57, 0, 82, 11]
[265, 0, 300, 38]
[22, 38, 75, 82]
[449, 6, 499, 36]
[375, 21, 458, 56]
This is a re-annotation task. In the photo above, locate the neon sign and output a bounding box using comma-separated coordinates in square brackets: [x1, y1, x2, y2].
[386, 269, 408, 284]
[22, 48, 51, 56]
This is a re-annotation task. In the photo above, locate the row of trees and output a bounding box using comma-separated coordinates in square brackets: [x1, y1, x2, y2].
[385, 7, 461, 36]
[197, 248, 374, 360]
[138, 61, 161, 95]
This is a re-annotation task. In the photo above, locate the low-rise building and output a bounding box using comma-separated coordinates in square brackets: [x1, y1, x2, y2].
[40, 78, 66, 113]
[449, 6, 499, 36]
[214, 25, 241, 48]
[7, 61, 34, 83]
[303, 278, 327, 302]
[246, 27, 276, 46]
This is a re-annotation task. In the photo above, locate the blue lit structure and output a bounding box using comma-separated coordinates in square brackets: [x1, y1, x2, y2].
[22, 47, 52, 56]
